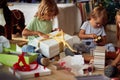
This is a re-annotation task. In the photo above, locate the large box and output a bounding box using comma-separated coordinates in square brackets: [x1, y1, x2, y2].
[0, 44, 37, 67]
[40, 31, 73, 58]
[93, 46, 106, 70]
[28, 31, 73, 58]
[9, 64, 51, 79]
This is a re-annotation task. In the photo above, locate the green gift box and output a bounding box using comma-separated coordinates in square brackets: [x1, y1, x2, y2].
[0, 44, 38, 67]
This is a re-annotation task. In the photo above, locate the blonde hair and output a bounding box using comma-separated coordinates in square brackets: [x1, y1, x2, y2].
[90, 6, 108, 25]
[115, 10, 120, 40]
[35, 0, 59, 20]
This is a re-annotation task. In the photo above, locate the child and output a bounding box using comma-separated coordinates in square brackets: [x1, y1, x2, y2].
[104, 10, 120, 78]
[79, 6, 108, 52]
[22, 0, 59, 39]
[115, 9, 120, 48]
[22, 0, 59, 66]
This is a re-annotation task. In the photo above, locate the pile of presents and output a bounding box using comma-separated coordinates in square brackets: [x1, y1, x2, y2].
[0, 31, 75, 79]
[0, 31, 110, 79]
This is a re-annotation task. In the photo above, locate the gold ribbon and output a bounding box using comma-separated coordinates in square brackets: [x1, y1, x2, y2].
[39, 30, 77, 53]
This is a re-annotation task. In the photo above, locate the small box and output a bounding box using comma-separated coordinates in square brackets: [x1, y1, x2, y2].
[9, 64, 51, 79]
[0, 44, 37, 67]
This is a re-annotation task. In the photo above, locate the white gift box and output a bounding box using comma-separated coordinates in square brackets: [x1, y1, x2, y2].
[0, 36, 10, 48]
[0, 36, 10, 53]
[28, 31, 73, 58]
[40, 31, 73, 58]
[9, 64, 51, 79]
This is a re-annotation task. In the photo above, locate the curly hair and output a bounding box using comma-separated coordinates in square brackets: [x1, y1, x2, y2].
[90, 6, 108, 25]
[35, 0, 59, 20]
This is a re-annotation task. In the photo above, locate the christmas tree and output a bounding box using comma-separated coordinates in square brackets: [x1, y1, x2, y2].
[94, 0, 120, 24]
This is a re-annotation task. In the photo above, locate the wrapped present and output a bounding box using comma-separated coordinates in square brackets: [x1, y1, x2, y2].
[9, 64, 51, 79]
[0, 36, 10, 53]
[28, 31, 74, 58]
[0, 44, 37, 67]
[40, 31, 73, 58]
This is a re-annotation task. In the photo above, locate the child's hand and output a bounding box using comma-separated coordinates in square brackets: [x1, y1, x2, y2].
[116, 48, 120, 54]
[91, 34, 97, 39]
[37, 32, 49, 39]
[41, 34, 49, 39]
[52, 28, 62, 31]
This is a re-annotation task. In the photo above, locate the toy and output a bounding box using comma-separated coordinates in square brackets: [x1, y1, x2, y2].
[0, 0, 25, 39]
[94, 35, 102, 43]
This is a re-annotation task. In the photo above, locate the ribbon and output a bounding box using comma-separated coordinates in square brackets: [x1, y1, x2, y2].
[34, 73, 40, 77]
[50, 30, 77, 52]
[39, 30, 77, 53]
[13, 52, 38, 73]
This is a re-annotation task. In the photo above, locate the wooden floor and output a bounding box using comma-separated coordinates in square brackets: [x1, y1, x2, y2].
[0, 61, 106, 80]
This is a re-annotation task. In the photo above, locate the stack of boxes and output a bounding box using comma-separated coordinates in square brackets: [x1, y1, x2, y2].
[93, 46, 106, 70]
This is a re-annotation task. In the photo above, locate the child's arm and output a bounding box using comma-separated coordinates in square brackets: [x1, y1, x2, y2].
[79, 29, 97, 39]
[22, 28, 49, 38]
[112, 52, 120, 66]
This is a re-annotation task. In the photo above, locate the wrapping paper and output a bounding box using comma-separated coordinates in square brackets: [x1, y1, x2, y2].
[0, 44, 37, 67]
[0, 36, 10, 52]
[40, 31, 73, 58]
[28, 31, 73, 58]
[9, 64, 51, 79]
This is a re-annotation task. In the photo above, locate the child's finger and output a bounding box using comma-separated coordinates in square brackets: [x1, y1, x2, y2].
[116, 48, 120, 54]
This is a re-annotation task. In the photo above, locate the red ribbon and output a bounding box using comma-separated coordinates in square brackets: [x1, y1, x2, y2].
[13, 52, 38, 72]
[59, 62, 71, 71]
[34, 73, 40, 77]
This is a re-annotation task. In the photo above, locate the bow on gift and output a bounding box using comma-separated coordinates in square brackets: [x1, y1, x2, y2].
[53, 30, 77, 52]
[13, 52, 38, 72]
[40, 30, 77, 53]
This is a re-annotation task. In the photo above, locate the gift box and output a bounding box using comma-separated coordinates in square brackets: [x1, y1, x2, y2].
[0, 44, 37, 67]
[0, 36, 10, 53]
[9, 64, 51, 79]
[40, 31, 73, 58]
[28, 31, 73, 58]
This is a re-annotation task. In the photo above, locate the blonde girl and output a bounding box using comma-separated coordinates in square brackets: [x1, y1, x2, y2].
[22, 0, 59, 39]
[22, 0, 59, 66]
[79, 6, 108, 52]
